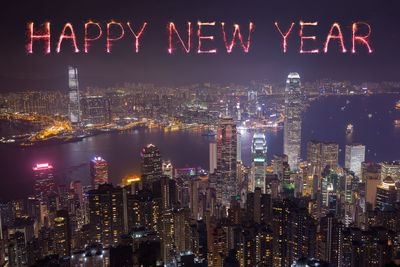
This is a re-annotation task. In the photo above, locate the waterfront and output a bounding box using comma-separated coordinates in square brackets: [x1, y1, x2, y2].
[0, 94, 399, 201]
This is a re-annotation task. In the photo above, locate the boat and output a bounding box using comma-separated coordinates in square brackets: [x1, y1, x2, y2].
[368, 114, 372, 119]
[394, 120, 400, 126]
[396, 100, 400, 110]
[346, 124, 353, 134]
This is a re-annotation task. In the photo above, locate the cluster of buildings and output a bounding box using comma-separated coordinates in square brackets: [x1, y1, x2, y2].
[0, 72, 400, 266]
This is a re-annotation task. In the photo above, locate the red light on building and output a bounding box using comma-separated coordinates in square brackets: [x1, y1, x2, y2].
[33, 163, 53, 171]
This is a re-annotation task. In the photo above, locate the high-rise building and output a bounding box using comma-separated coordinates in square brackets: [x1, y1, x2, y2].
[237, 132, 242, 163]
[82, 96, 106, 126]
[376, 176, 397, 211]
[284, 72, 302, 172]
[307, 141, 339, 178]
[33, 163, 55, 202]
[345, 143, 365, 178]
[209, 142, 217, 174]
[89, 184, 123, 247]
[216, 117, 238, 207]
[162, 161, 173, 179]
[380, 161, 400, 182]
[53, 210, 71, 257]
[68, 66, 81, 126]
[90, 156, 109, 188]
[251, 133, 267, 192]
[140, 144, 162, 185]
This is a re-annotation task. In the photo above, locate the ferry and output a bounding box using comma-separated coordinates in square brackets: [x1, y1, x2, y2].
[396, 100, 400, 110]
[346, 124, 354, 134]
[394, 120, 400, 127]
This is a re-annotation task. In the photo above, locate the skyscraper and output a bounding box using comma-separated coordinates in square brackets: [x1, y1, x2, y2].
[209, 141, 217, 174]
[376, 176, 397, 211]
[89, 184, 123, 247]
[68, 66, 81, 126]
[33, 163, 55, 202]
[251, 133, 267, 192]
[90, 156, 109, 188]
[307, 141, 339, 178]
[82, 96, 106, 126]
[283, 72, 302, 172]
[345, 143, 365, 178]
[140, 144, 162, 185]
[216, 116, 237, 207]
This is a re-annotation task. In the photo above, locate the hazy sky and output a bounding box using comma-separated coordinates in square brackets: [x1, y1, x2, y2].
[1, 0, 399, 90]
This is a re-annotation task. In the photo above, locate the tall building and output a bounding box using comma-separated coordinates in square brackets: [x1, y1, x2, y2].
[140, 144, 162, 185]
[345, 143, 365, 178]
[216, 117, 238, 207]
[237, 132, 242, 163]
[209, 142, 217, 174]
[89, 184, 123, 247]
[376, 176, 397, 211]
[162, 161, 173, 179]
[251, 133, 267, 192]
[283, 72, 302, 172]
[68, 66, 81, 126]
[82, 96, 106, 126]
[380, 161, 400, 182]
[307, 141, 339, 178]
[33, 163, 55, 202]
[90, 156, 109, 188]
[53, 210, 71, 257]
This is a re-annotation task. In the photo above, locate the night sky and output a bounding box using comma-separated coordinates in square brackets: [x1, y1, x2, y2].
[1, 0, 399, 90]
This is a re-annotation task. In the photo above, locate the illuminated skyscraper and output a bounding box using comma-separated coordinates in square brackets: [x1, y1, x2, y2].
[33, 163, 55, 202]
[82, 96, 106, 126]
[345, 143, 365, 178]
[307, 141, 339, 178]
[380, 161, 400, 182]
[283, 72, 302, 172]
[216, 116, 237, 207]
[162, 161, 173, 179]
[68, 66, 81, 126]
[209, 141, 217, 174]
[376, 176, 397, 211]
[89, 184, 123, 246]
[90, 156, 109, 188]
[251, 133, 267, 192]
[140, 144, 162, 185]
[54, 210, 71, 257]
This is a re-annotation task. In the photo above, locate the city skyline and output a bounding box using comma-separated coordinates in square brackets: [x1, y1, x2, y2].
[1, 1, 400, 266]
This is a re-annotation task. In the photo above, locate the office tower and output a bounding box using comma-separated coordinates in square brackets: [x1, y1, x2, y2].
[82, 96, 106, 126]
[33, 163, 55, 202]
[273, 154, 288, 181]
[53, 210, 71, 257]
[363, 163, 380, 210]
[250, 133, 267, 192]
[90, 156, 109, 188]
[380, 161, 400, 182]
[283, 72, 302, 172]
[89, 184, 123, 247]
[318, 213, 344, 266]
[209, 142, 217, 174]
[68, 66, 81, 126]
[162, 161, 173, 179]
[376, 176, 397, 211]
[216, 117, 238, 207]
[237, 132, 242, 163]
[160, 176, 171, 210]
[345, 143, 365, 178]
[307, 141, 339, 176]
[140, 144, 162, 185]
